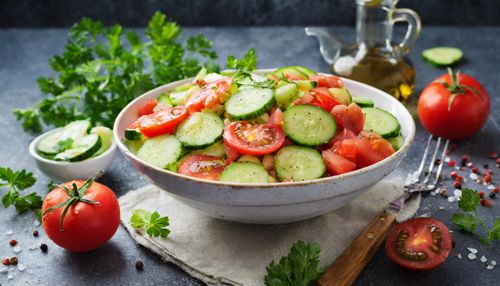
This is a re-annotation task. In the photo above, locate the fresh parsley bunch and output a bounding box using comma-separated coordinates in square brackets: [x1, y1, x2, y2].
[14, 12, 219, 132]
[452, 188, 500, 244]
[0, 167, 42, 213]
[265, 240, 322, 286]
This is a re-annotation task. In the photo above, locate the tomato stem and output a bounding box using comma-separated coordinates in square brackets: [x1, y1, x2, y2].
[439, 68, 483, 111]
[42, 175, 100, 232]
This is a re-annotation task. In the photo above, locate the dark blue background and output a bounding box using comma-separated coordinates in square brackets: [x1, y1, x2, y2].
[1, 0, 500, 27]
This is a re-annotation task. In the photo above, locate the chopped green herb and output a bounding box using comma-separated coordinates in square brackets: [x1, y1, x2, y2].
[0, 167, 42, 214]
[130, 209, 171, 238]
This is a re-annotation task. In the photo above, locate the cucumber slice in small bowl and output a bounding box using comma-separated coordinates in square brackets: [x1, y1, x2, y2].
[54, 134, 102, 162]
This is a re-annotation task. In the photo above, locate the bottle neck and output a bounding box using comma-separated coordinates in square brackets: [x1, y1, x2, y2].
[355, 4, 393, 48]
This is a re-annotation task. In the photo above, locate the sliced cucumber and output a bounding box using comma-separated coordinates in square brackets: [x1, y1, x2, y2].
[125, 140, 143, 155]
[157, 93, 173, 107]
[387, 135, 404, 151]
[175, 111, 224, 149]
[294, 80, 317, 91]
[59, 120, 91, 141]
[328, 87, 352, 105]
[170, 84, 200, 106]
[362, 107, 401, 139]
[36, 129, 64, 156]
[293, 66, 317, 77]
[90, 126, 113, 156]
[275, 146, 325, 181]
[422, 47, 463, 67]
[238, 155, 261, 164]
[192, 141, 226, 157]
[352, 95, 374, 107]
[275, 83, 299, 109]
[137, 135, 182, 168]
[225, 88, 274, 120]
[54, 134, 102, 162]
[219, 162, 269, 183]
[283, 105, 337, 147]
[274, 66, 308, 80]
[193, 67, 207, 83]
[124, 129, 143, 141]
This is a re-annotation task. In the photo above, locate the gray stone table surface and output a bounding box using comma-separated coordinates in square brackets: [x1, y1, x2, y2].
[0, 26, 499, 285]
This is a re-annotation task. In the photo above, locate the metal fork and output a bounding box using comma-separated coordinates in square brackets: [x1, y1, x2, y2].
[390, 135, 450, 211]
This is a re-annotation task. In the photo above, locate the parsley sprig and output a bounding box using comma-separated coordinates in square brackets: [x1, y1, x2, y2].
[265, 240, 322, 286]
[130, 209, 171, 238]
[0, 167, 42, 213]
[452, 188, 500, 244]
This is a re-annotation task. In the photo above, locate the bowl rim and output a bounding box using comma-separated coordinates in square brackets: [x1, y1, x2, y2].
[29, 127, 117, 166]
[113, 69, 416, 188]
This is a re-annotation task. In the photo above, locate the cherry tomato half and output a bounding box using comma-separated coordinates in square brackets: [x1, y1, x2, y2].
[310, 73, 343, 88]
[186, 78, 232, 113]
[223, 122, 285, 156]
[178, 154, 226, 181]
[385, 217, 452, 271]
[137, 98, 158, 117]
[137, 106, 189, 138]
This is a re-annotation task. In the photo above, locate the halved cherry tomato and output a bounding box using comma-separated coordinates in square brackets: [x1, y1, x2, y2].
[268, 108, 284, 126]
[385, 217, 452, 271]
[136, 106, 189, 138]
[293, 91, 314, 106]
[186, 78, 232, 113]
[137, 98, 158, 117]
[330, 103, 365, 134]
[322, 149, 356, 175]
[310, 87, 340, 112]
[223, 122, 285, 156]
[310, 73, 343, 88]
[178, 154, 226, 181]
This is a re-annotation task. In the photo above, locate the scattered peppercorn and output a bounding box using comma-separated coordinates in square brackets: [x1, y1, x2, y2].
[448, 160, 456, 167]
[9, 256, 18, 266]
[450, 171, 458, 179]
[497, 158, 500, 165]
[480, 199, 486, 206]
[484, 199, 492, 208]
[484, 174, 491, 183]
[479, 192, 485, 199]
[434, 159, 441, 165]
[493, 187, 499, 194]
[453, 181, 462, 189]
[472, 167, 479, 174]
[490, 152, 498, 159]
[9, 239, 17, 247]
[40, 243, 48, 253]
[135, 260, 144, 271]
[2, 258, 10, 266]
[452, 240, 456, 248]
[33, 230, 39, 237]
[483, 164, 489, 169]
[456, 175, 463, 183]
[490, 192, 497, 199]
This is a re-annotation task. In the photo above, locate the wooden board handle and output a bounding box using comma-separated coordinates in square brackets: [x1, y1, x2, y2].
[317, 212, 397, 286]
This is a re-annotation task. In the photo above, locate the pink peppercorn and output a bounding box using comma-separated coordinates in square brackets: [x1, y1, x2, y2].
[9, 240, 17, 247]
[493, 187, 499, 194]
[472, 167, 479, 174]
[450, 171, 458, 179]
[448, 160, 456, 167]
[479, 192, 485, 198]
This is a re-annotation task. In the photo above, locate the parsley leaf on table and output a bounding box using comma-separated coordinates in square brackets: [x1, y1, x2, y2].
[130, 209, 171, 238]
[265, 240, 322, 286]
[452, 188, 500, 245]
[0, 167, 42, 213]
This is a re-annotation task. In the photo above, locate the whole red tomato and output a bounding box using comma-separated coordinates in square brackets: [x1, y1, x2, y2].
[42, 177, 120, 252]
[418, 70, 489, 140]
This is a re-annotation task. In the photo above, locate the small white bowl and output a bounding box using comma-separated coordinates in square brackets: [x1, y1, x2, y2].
[29, 128, 117, 181]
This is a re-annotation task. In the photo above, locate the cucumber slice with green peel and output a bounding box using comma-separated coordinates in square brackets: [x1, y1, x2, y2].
[275, 83, 299, 109]
[293, 66, 317, 77]
[294, 80, 317, 90]
[387, 135, 404, 151]
[225, 88, 274, 120]
[275, 146, 325, 181]
[90, 126, 113, 156]
[124, 129, 143, 141]
[59, 120, 91, 141]
[137, 135, 182, 168]
[328, 87, 352, 105]
[36, 130, 65, 156]
[54, 134, 102, 162]
[193, 67, 207, 82]
[352, 95, 374, 107]
[124, 140, 143, 155]
[219, 162, 269, 183]
[175, 111, 224, 149]
[157, 93, 173, 107]
[170, 85, 200, 106]
[282, 105, 337, 147]
[362, 107, 401, 139]
[192, 141, 226, 157]
[237, 155, 261, 164]
[422, 47, 463, 67]
[274, 66, 308, 80]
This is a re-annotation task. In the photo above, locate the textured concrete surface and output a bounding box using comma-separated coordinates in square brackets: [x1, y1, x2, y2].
[0, 26, 499, 285]
[2, 0, 500, 27]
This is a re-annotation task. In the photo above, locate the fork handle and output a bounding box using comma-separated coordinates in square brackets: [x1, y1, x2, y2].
[317, 212, 397, 286]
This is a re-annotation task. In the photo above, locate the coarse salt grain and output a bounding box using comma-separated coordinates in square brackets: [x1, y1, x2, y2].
[468, 253, 477, 260]
[468, 247, 478, 254]
[33, 220, 41, 227]
[469, 173, 478, 180]
[457, 253, 462, 259]
[0, 267, 8, 274]
[17, 263, 26, 272]
[5, 230, 13, 235]
[445, 157, 451, 163]
[439, 206, 445, 210]
[454, 189, 462, 198]
[487, 265, 494, 270]
[448, 196, 455, 203]
[7, 272, 14, 280]
[13, 245, 21, 253]
[491, 261, 497, 266]
[480, 255, 487, 263]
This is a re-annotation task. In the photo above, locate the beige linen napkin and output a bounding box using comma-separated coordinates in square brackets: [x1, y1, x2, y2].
[119, 176, 419, 286]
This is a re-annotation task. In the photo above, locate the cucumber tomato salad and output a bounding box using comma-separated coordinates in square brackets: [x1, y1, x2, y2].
[124, 66, 402, 183]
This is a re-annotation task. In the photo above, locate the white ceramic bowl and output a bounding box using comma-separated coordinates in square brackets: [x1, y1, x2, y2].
[29, 128, 117, 181]
[114, 70, 415, 224]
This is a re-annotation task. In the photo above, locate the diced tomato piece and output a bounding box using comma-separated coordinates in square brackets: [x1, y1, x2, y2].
[310, 87, 340, 112]
[330, 103, 365, 134]
[293, 91, 314, 105]
[137, 98, 158, 117]
[186, 78, 232, 113]
[322, 149, 357, 175]
[310, 73, 343, 88]
[358, 130, 382, 140]
[355, 135, 395, 168]
[333, 139, 358, 162]
[328, 129, 357, 147]
[268, 108, 284, 126]
[224, 144, 240, 164]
